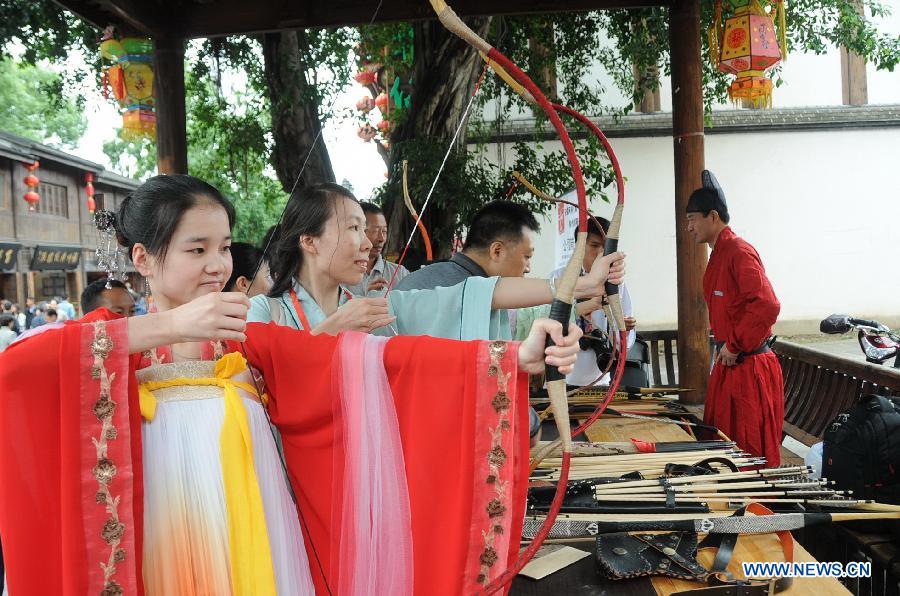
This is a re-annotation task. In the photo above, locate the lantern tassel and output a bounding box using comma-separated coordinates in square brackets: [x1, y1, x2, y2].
[708, 0, 723, 67]
[777, 0, 788, 62]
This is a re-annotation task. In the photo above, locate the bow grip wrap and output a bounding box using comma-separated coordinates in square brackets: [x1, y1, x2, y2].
[544, 299, 573, 384]
[603, 236, 619, 298]
[603, 203, 626, 330]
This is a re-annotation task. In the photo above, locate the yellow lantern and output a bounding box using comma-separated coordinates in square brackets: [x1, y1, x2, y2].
[709, 0, 787, 108]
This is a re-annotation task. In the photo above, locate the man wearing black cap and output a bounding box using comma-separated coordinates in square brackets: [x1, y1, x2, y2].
[686, 171, 783, 466]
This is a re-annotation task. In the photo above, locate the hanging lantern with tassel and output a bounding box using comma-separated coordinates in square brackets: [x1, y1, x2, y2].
[100, 27, 156, 140]
[85, 172, 96, 214]
[709, 0, 787, 108]
[23, 161, 40, 211]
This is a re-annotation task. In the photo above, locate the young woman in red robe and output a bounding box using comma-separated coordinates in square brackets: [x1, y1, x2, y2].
[686, 174, 783, 466]
[0, 175, 585, 596]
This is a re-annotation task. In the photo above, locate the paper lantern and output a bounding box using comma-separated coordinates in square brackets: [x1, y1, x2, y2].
[101, 30, 156, 140]
[357, 125, 377, 142]
[374, 92, 389, 110]
[356, 96, 374, 112]
[85, 172, 96, 214]
[23, 161, 40, 211]
[353, 70, 377, 86]
[376, 119, 391, 133]
[709, 0, 787, 108]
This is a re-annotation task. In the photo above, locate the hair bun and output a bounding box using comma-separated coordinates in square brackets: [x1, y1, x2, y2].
[114, 195, 134, 249]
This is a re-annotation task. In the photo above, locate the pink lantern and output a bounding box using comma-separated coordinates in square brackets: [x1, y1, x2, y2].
[356, 96, 374, 112]
[357, 125, 377, 142]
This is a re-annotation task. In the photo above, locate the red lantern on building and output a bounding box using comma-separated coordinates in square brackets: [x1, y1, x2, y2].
[23, 161, 40, 211]
[85, 172, 96, 213]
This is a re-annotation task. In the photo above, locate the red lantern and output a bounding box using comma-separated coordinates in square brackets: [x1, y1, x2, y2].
[353, 70, 377, 86]
[85, 172, 96, 213]
[376, 119, 391, 133]
[24, 191, 40, 208]
[23, 160, 40, 211]
[374, 92, 389, 110]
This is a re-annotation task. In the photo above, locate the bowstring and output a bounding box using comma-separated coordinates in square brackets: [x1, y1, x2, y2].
[237, 4, 387, 593]
[386, 62, 489, 290]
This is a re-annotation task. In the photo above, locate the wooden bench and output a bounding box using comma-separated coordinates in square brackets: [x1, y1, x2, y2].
[640, 331, 900, 445]
[772, 339, 900, 447]
[639, 329, 716, 388]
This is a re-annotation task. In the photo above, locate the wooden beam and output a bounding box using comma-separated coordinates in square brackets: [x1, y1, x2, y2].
[169, 0, 669, 38]
[154, 36, 188, 175]
[668, 0, 708, 404]
[53, 0, 160, 35]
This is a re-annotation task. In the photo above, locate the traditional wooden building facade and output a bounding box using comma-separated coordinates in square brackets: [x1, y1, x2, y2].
[0, 130, 140, 308]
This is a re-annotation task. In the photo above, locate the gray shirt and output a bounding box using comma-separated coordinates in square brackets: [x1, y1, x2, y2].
[344, 253, 409, 296]
[395, 251, 541, 437]
[394, 252, 487, 291]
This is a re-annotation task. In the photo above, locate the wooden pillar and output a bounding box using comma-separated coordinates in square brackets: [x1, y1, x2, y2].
[15, 272, 26, 306]
[840, 48, 868, 105]
[840, 0, 868, 106]
[669, 0, 709, 404]
[25, 271, 36, 300]
[154, 36, 188, 174]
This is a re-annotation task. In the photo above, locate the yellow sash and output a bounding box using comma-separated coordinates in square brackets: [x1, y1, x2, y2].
[139, 352, 277, 595]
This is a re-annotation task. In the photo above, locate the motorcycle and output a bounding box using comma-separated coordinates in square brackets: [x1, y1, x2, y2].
[820, 314, 900, 368]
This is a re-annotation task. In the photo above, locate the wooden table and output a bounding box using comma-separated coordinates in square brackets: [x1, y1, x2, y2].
[579, 414, 850, 595]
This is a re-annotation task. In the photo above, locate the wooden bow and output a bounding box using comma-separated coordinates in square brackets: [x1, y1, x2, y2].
[402, 160, 433, 262]
[428, 1, 628, 592]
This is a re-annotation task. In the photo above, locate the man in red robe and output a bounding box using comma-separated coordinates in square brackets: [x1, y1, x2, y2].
[686, 171, 784, 466]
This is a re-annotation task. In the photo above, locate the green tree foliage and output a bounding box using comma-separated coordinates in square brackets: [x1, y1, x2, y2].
[103, 47, 288, 244]
[3, 0, 898, 250]
[184, 68, 285, 244]
[0, 58, 87, 147]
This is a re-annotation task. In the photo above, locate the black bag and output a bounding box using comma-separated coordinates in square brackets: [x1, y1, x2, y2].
[823, 394, 900, 515]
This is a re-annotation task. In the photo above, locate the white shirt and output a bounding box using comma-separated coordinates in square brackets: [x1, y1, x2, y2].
[549, 266, 635, 387]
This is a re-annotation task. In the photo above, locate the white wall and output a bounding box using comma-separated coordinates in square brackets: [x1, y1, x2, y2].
[479, 1, 900, 117]
[475, 3, 900, 331]
[494, 126, 900, 330]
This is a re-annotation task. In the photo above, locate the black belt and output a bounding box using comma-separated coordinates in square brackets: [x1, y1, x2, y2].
[713, 338, 774, 363]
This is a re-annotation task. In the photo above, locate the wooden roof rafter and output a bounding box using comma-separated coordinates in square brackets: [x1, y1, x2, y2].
[54, 0, 670, 39]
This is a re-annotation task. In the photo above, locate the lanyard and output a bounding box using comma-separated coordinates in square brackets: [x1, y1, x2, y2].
[289, 288, 312, 331]
[289, 287, 353, 331]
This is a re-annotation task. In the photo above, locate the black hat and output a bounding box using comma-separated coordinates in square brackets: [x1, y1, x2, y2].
[686, 170, 729, 222]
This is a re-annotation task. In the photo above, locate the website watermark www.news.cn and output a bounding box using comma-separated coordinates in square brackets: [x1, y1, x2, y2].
[743, 561, 872, 578]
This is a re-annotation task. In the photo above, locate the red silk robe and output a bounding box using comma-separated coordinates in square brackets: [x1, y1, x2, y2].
[0, 310, 529, 595]
[704, 226, 784, 465]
